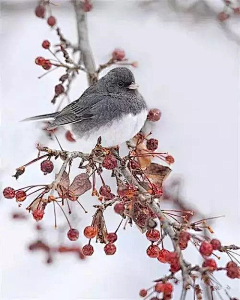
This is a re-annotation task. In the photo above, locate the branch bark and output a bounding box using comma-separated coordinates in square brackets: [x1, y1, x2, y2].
[72, 0, 97, 85]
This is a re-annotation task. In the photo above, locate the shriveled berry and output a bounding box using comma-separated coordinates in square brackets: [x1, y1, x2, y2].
[146, 245, 160, 258]
[82, 244, 94, 256]
[55, 84, 65, 96]
[114, 202, 125, 214]
[155, 283, 164, 293]
[210, 239, 221, 250]
[106, 232, 117, 243]
[157, 249, 170, 263]
[32, 209, 44, 221]
[65, 130, 76, 142]
[84, 226, 98, 239]
[35, 5, 45, 18]
[47, 16, 56, 27]
[99, 185, 111, 197]
[40, 160, 54, 174]
[112, 48, 125, 61]
[147, 108, 161, 122]
[83, 0, 92, 12]
[146, 229, 160, 242]
[179, 240, 188, 250]
[59, 74, 68, 82]
[202, 258, 217, 271]
[35, 56, 45, 65]
[165, 155, 175, 164]
[199, 241, 213, 257]
[139, 289, 147, 297]
[146, 138, 158, 151]
[102, 154, 117, 170]
[226, 261, 237, 269]
[42, 40, 50, 49]
[104, 243, 116, 255]
[179, 231, 191, 242]
[15, 190, 27, 202]
[42, 59, 52, 70]
[67, 228, 79, 241]
[3, 187, 15, 199]
[218, 12, 229, 22]
[227, 266, 239, 279]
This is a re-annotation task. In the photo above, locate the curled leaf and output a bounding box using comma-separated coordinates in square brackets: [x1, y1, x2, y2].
[56, 171, 70, 198]
[144, 163, 171, 189]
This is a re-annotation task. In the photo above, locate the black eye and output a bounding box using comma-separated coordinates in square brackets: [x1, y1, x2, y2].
[118, 81, 124, 87]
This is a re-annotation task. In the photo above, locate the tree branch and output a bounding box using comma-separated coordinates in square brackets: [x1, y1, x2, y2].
[72, 0, 97, 85]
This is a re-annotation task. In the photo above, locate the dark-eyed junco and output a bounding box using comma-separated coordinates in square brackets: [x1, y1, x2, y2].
[23, 67, 148, 149]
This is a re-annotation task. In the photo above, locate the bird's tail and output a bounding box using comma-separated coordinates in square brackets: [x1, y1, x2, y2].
[21, 112, 58, 122]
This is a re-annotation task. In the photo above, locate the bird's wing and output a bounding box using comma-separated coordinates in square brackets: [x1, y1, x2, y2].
[48, 93, 120, 129]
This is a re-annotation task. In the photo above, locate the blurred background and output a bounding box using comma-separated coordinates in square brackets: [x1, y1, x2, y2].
[0, 0, 239, 299]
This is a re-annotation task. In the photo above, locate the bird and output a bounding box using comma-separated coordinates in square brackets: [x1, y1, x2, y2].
[22, 67, 148, 150]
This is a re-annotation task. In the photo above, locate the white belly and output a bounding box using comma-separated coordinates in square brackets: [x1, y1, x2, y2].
[70, 110, 148, 151]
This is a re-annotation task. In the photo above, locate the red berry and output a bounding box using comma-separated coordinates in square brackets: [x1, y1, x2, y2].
[65, 130, 76, 142]
[67, 228, 79, 241]
[203, 259, 217, 271]
[164, 282, 173, 295]
[84, 226, 98, 239]
[104, 243, 116, 255]
[165, 155, 175, 164]
[170, 261, 181, 273]
[139, 289, 147, 297]
[42, 40, 50, 49]
[157, 249, 170, 263]
[147, 109, 161, 122]
[165, 251, 178, 264]
[199, 241, 213, 257]
[146, 138, 158, 151]
[82, 244, 94, 256]
[15, 190, 27, 202]
[226, 261, 237, 269]
[146, 245, 160, 258]
[179, 240, 188, 250]
[55, 84, 65, 96]
[32, 209, 44, 221]
[114, 202, 125, 214]
[146, 229, 160, 242]
[35, 56, 45, 66]
[83, 0, 92, 12]
[102, 154, 117, 170]
[155, 282, 164, 293]
[99, 185, 111, 197]
[218, 12, 229, 22]
[35, 5, 45, 18]
[106, 232, 117, 243]
[40, 160, 54, 174]
[227, 266, 239, 279]
[112, 48, 125, 61]
[179, 231, 191, 242]
[210, 239, 221, 250]
[42, 59, 52, 70]
[3, 187, 15, 199]
[47, 16, 56, 27]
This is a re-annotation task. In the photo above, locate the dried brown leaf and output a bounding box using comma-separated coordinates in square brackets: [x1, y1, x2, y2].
[144, 163, 171, 188]
[56, 171, 70, 198]
[68, 173, 91, 200]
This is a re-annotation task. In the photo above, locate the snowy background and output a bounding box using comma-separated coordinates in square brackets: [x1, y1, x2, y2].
[1, 0, 240, 299]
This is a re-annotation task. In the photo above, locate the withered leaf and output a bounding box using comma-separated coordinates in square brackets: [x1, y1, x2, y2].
[68, 173, 91, 200]
[92, 209, 108, 243]
[144, 163, 171, 188]
[56, 171, 70, 198]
